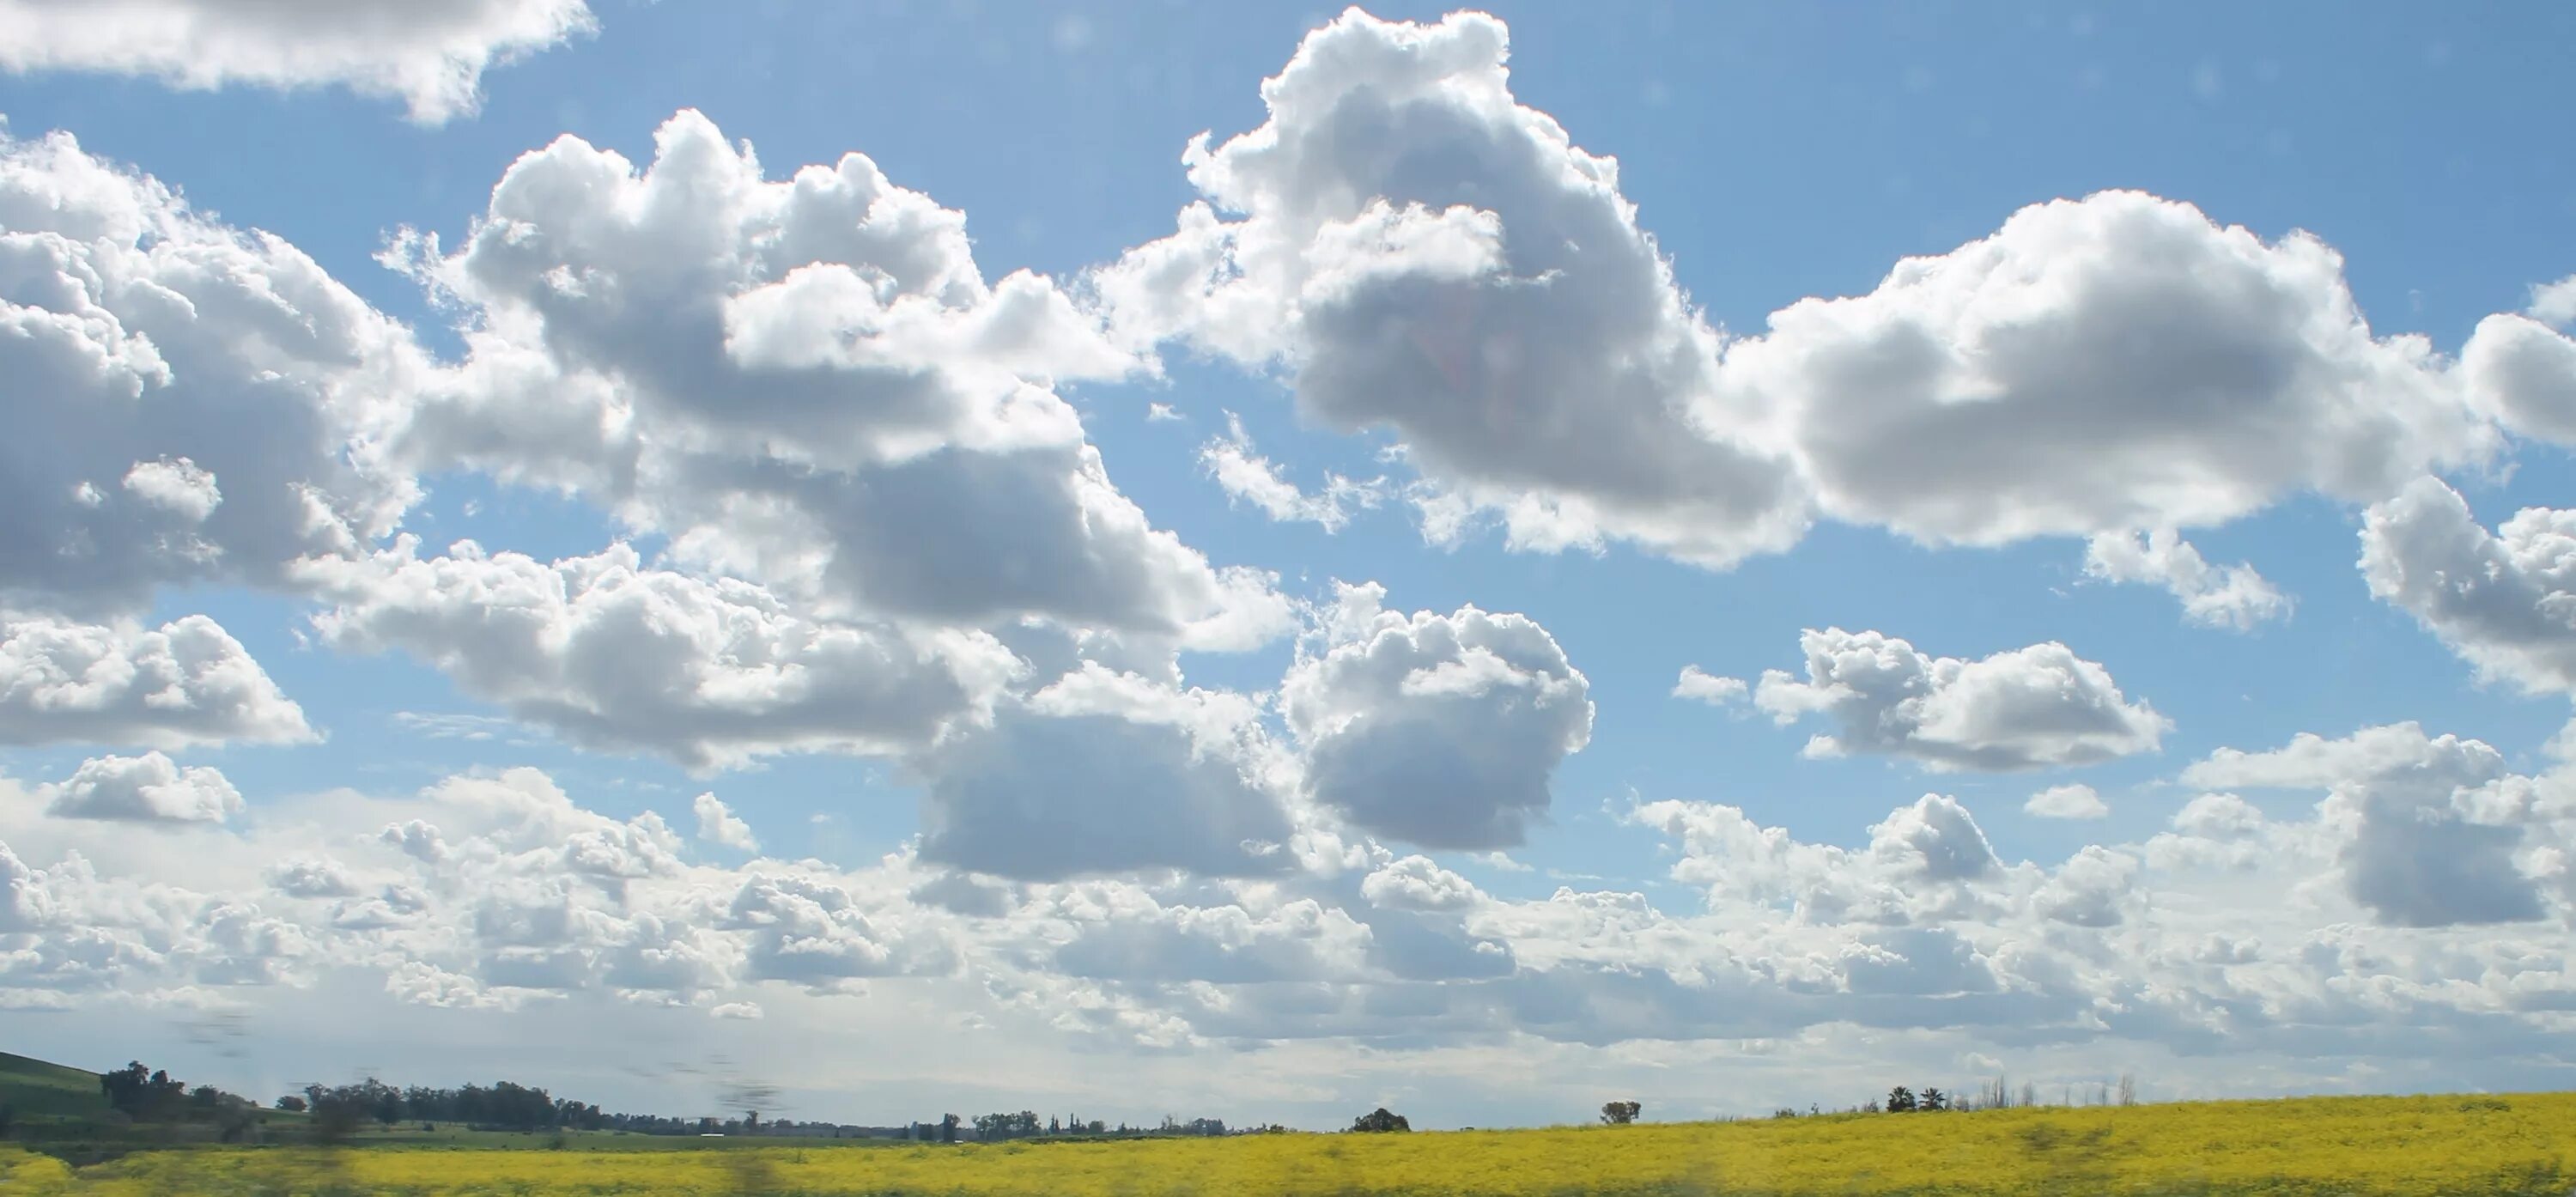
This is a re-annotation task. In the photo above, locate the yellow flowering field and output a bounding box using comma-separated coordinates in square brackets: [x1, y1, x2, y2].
[10, 1091, 2571, 1196]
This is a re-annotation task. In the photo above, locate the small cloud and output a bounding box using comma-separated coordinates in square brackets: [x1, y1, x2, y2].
[709, 1001, 764, 1020]
[1671, 665, 1748, 706]
[1146, 402, 1183, 422]
[2026, 783, 2111, 820]
[1470, 850, 1534, 873]
[693, 793, 760, 854]
[392, 711, 527, 744]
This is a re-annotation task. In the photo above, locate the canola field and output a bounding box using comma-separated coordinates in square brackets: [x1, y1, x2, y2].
[7, 1091, 2571, 1196]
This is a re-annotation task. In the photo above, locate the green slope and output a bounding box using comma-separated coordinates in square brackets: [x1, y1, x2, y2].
[0, 1051, 108, 1122]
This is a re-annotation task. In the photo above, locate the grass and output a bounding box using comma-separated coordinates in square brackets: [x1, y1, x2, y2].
[0, 1052, 110, 1124]
[6, 1091, 2570, 1196]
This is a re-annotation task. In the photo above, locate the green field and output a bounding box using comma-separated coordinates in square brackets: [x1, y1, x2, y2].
[0, 1052, 112, 1125]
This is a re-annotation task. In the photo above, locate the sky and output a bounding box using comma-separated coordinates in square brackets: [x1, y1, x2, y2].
[3, 0, 2575, 1131]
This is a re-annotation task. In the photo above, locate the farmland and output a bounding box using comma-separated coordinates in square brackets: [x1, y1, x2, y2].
[7, 1091, 2571, 1196]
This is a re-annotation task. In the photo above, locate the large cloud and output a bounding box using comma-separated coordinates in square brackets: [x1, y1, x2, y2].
[2360, 476, 2576, 696]
[1282, 583, 1593, 849]
[0, 613, 313, 749]
[392, 109, 1275, 647]
[1725, 189, 2499, 545]
[296, 538, 1020, 771]
[1093, 8, 1808, 568]
[0, 0, 595, 124]
[0, 128, 422, 613]
[1746, 628, 2168, 772]
[1098, 9, 2519, 576]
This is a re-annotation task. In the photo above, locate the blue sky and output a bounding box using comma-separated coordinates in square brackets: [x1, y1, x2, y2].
[3, 0, 2576, 1128]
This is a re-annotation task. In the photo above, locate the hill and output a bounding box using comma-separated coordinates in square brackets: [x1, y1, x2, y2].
[0, 1052, 107, 1124]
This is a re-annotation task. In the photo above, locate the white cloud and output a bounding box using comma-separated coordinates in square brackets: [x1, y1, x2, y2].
[2530, 274, 2576, 328]
[0, 128, 422, 613]
[692, 793, 758, 854]
[1283, 582, 1593, 849]
[908, 665, 1301, 881]
[1360, 856, 1482, 913]
[1145, 402, 1182, 422]
[1728, 189, 2499, 546]
[1752, 628, 2169, 772]
[1199, 413, 1384, 532]
[2184, 723, 2557, 927]
[0, 0, 595, 124]
[709, 1000, 763, 1020]
[38, 752, 240, 824]
[296, 538, 1022, 772]
[0, 614, 313, 750]
[391, 109, 1279, 647]
[1671, 665, 1748, 706]
[1094, 9, 1809, 569]
[2360, 476, 2576, 696]
[2083, 529, 2290, 630]
[2025, 783, 2110, 820]
[2459, 313, 2576, 447]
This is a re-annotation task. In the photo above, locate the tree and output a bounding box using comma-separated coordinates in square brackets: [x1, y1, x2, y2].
[276, 1096, 307, 1113]
[1921, 1088, 1948, 1112]
[938, 1114, 960, 1144]
[1349, 1108, 1411, 1133]
[1599, 1101, 1641, 1125]
[2117, 1073, 2136, 1107]
[1885, 1086, 1917, 1113]
[744, 1109, 760, 1132]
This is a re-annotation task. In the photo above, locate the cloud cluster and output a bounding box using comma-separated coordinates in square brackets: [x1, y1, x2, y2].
[0, 127, 422, 614]
[1284, 583, 1593, 849]
[0, 0, 595, 123]
[1746, 628, 2169, 772]
[0, 614, 313, 749]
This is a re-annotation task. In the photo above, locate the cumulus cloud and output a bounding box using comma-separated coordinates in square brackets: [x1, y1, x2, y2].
[2459, 312, 2576, 447]
[0, 128, 422, 612]
[37, 751, 240, 824]
[2025, 783, 2110, 820]
[1671, 665, 1748, 706]
[1360, 856, 1482, 913]
[1283, 582, 1593, 849]
[0, 0, 595, 123]
[1199, 413, 1384, 532]
[692, 793, 758, 854]
[296, 538, 1021, 772]
[2083, 530, 2290, 630]
[909, 665, 1299, 881]
[1727, 189, 2499, 545]
[1094, 8, 1808, 568]
[1751, 628, 2169, 772]
[391, 108, 1275, 646]
[0, 614, 313, 749]
[2185, 723, 2554, 927]
[2360, 477, 2576, 696]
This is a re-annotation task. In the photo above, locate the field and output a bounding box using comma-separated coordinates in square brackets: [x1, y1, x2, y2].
[5, 1091, 2571, 1196]
[0, 1052, 112, 1125]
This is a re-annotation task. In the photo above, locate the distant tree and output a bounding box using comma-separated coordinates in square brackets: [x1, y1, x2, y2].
[744, 1109, 760, 1132]
[2018, 1082, 2038, 1109]
[1862, 1099, 1881, 1114]
[1349, 1108, 1411, 1133]
[1921, 1088, 1948, 1112]
[1885, 1086, 1917, 1113]
[1599, 1101, 1641, 1126]
[2117, 1073, 2136, 1107]
[276, 1096, 307, 1113]
[1771, 1108, 1797, 1120]
[1048, 1115, 1061, 1135]
[938, 1113, 960, 1144]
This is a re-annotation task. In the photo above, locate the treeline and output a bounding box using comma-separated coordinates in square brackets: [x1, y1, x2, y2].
[905, 1112, 1280, 1142]
[289, 1079, 608, 1134]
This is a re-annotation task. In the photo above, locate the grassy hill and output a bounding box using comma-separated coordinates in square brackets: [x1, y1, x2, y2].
[0, 1052, 107, 1123]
